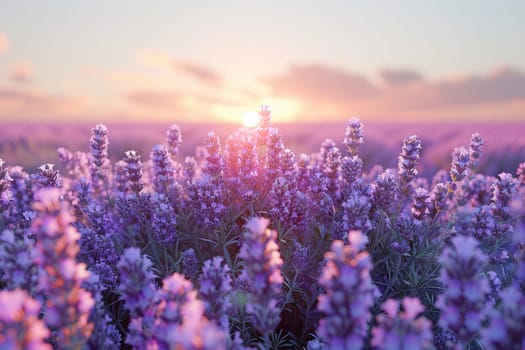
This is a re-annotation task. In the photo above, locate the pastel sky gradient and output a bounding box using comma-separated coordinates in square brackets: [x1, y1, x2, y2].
[1, 1, 524, 123]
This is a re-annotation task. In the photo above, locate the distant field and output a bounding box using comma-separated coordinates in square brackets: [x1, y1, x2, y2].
[1, 121, 524, 178]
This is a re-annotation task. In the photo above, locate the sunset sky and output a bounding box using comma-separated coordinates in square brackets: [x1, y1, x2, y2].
[1, 1, 524, 123]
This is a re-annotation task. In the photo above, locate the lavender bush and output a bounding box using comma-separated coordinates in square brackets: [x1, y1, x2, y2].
[0, 107, 524, 349]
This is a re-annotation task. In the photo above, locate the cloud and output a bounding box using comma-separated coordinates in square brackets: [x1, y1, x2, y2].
[0, 33, 8, 54]
[126, 90, 183, 111]
[173, 62, 221, 86]
[0, 87, 84, 118]
[264, 64, 379, 103]
[8, 61, 34, 83]
[126, 89, 239, 111]
[380, 68, 424, 86]
[426, 68, 525, 106]
[136, 50, 222, 86]
[263, 64, 525, 120]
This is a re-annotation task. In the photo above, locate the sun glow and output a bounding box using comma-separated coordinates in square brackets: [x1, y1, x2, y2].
[242, 111, 260, 128]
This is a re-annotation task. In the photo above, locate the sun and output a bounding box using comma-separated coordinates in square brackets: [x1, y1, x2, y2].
[242, 111, 260, 128]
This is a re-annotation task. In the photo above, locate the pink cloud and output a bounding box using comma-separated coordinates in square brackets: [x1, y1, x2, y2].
[173, 62, 222, 86]
[8, 61, 34, 83]
[264, 64, 379, 103]
[136, 50, 222, 86]
[380, 68, 424, 86]
[0, 33, 8, 54]
[127, 90, 183, 111]
[425, 68, 525, 106]
[264, 64, 525, 120]
[0, 86, 85, 119]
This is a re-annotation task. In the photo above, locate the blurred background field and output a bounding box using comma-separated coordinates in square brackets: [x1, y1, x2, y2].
[1, 121, 523, 179]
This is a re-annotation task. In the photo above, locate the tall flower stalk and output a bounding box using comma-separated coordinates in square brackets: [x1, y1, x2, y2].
[317, 231, 379, 349]
[238, 217, 283, 343]
[32, 188, 94, 349]
[436, 235, 489, 349]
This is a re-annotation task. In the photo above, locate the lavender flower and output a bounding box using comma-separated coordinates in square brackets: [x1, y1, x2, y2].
[77, 222, 119, 289]
[151, 194, 177, 244]
[183, 155, 198, 180]
[485, 270, 501, 303]
[469, 133, 483, 168]
[343, 117, 364, 156]
[450, 147, 470, 184]
[84, 200, 113, 234]
[239, 217, 283, 337]
[152, 273, 227, 349]
[412, 187, 430, 221]
[436, 235, 489, 348]
[280, 148, 298, 180]
[198, 256, 233, 329]
[166, 124, 182, 156]
[203, 132, 225, 182]
[151, 144, 176, 197]
[0, 159, 12, 213]
[8, 166, 33, 226]
[471, 205, 495, 241]
[371, 169, 399, 213]
[291, 241, 310, 272]
[480, 286, 525, 349]
[112, 160, 128, 198]
[0, 229, 37, 292]
[57, 147, 90, 179]
[186, 174, 226, 227]
[82, 274, 122, 349]
[337, 182, 372, 239]
[123, 150, 144, 195]
[321, 140, 342, 203]
[195, 144, 207, 166]
[182, 248, 200, 282]
[32, 188, 95, 349]
[256, 104, 272, 145]
[117, 247, 157, 317]
[71, 176, 92, 210]
[237, 133, 259, 194]
[35, 163, 62, 189]
[297, 153, 311, 187]
[0, 289, 51, 350]
[371, 297, 433, 350]
[466, 173, 492, 206]
[90, 262, 118, 290]
[264, 127, 284, 187]
[117, 248, 160, 348]
[490, 172, 518, 222]
[398, 135, 422, 192]
[224, 133, 242, 188]
[269, 176, 310, 233]
[89, 124, 109, 191]
[89, 124, 108, 168]
[341, 155, 363, 193]
[393, 212, 423, 242]
[317, 232, 379, 349]
[429, 182, 449, 218]
[518, 162, 525, 201]
[258, 104, 271, 129]
[307, 165, 334, 219]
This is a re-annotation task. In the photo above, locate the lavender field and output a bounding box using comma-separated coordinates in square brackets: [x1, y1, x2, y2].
[0, 110, 524, 349]
[2, 120, 525, 177]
